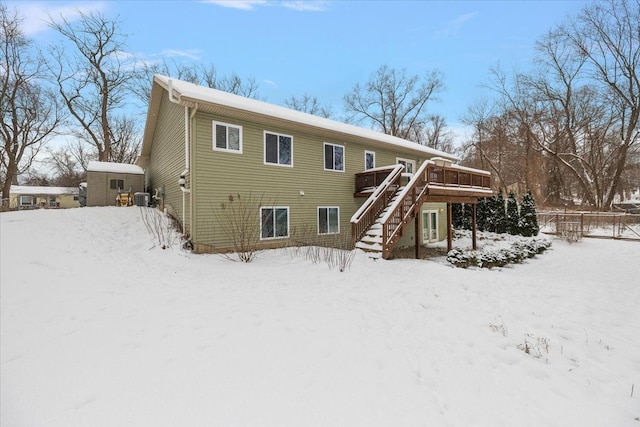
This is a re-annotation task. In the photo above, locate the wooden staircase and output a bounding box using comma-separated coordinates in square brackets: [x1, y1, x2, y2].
[355, 188, 405, 258]
[352, 162, 432, 259]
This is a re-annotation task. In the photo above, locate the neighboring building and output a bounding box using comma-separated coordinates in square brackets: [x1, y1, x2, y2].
[136, 75, 492, 258]
[7, 185, 80, 210]
[86, 161, 145, 207]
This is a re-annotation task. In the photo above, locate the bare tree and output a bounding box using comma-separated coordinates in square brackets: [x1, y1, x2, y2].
[1, 5, 62, 202]
[419, 114, 455, 152]
[132, 60, 260, 105]
[47, 11, 138, 162]
[45, 146, 86, 187]
[559, 0, 640, 207]
[481, 0, 639, 209]
[343, 65, 444, 141]
[284, 93, 333, 118]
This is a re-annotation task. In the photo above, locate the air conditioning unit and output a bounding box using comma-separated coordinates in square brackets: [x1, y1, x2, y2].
[134, 192, 150, 207]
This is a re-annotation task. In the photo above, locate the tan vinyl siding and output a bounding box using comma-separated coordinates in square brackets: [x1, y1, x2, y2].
[190, 109, 434, 251]
[146, 91, 190, 231]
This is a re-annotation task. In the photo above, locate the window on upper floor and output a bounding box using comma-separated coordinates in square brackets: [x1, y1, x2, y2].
[260, 206, 289, 240]
[318, 206, 340, 235]
[324, 142, 344, 172]
[365, 151, 375, 170]
[264, 131, 293, 166]
[213, 121, 242, 153]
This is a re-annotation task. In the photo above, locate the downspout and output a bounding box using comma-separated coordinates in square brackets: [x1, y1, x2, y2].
[167, 79, 192, 239]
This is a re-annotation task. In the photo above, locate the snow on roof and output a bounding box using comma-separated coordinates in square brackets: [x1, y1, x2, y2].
[154, 74, 459, 161]
[10, 185, 79, 196]
[87, 161, 144, 175]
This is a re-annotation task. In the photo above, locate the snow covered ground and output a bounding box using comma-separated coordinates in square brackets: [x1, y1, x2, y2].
[1, 207, 639, 427]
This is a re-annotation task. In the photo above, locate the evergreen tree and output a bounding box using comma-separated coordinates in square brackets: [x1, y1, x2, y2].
[462, 203, 473, 230]
[476, 197, 489, 231]
[493, 190, 508, 234]
[451, 203, 463, 228]
[519, 190, 540, 237]
[506, 191, 520, 235]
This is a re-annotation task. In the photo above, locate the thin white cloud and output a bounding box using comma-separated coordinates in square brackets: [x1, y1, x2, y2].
[281, 1, 327, 12]
[6, 1, 107, 35]
[201, 0, 267, 10]
[160, 49, 203, 61]
[262, 79, 277, 88]
[433, 11, 477, 39]
[202, 0, 326, 12]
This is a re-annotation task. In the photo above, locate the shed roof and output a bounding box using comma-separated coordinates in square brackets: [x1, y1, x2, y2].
[138, 74, 460, 165]
[10, 185, 79, 196]
[87, 161, 144, 175]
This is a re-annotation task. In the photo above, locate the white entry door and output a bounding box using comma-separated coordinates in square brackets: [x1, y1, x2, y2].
[422, 210, 438, 243]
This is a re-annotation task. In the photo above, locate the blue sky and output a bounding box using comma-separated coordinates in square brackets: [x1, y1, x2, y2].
[11, 0, 588, 143]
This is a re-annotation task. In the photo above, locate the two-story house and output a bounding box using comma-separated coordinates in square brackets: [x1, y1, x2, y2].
[136, 75, 492, 259]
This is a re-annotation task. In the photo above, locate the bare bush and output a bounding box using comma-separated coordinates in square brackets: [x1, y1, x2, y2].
[139, 207, 175, 249]
[287, 227, 356, 272]
[213, 193, 266, 263]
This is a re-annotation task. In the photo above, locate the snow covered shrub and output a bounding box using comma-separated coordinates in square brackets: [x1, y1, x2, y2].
[477, 249, 509, 268]
[446, 248, 477, 268]
[447, 238, 552, 269]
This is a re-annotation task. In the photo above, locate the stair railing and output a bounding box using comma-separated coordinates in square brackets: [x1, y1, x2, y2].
[351, 164, 404, 244]
[379, 160, 433, 258]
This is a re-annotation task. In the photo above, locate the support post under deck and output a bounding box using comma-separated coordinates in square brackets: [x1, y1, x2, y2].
[447, 203, 452, 252]
[472, 203, 477, 250]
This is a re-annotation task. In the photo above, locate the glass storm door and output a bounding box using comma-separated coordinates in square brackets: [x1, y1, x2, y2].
[422, 210, 438, 243]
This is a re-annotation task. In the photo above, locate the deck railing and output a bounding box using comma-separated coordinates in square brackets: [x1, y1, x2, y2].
[426, 166, 491, 189]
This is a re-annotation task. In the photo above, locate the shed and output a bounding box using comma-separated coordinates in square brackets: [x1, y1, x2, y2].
[86, 161, 145, 207]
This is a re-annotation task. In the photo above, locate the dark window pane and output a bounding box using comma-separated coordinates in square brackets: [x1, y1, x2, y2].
[216, 125, 227, 149]
[324, 144, 333, 170]
[279, 136, 291, 165]
[319, 208, 328, 234]
[261, 208, 274, 239]
[366, 152, 374, 170]
[265, 133, 278, 164]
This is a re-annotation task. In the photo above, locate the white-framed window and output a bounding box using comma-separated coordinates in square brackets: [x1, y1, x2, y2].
[365, 151, 375, 170]
[213, 121, 242, 153]
[48, 196, 57, 207]
[318, 206, 340, 235]
[396, 157, 416, 174]
[264, 131, 293, 166]
[260, 206, 289, 240]
[19, 195, 34, 206]
[324, 142, 344, 172]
